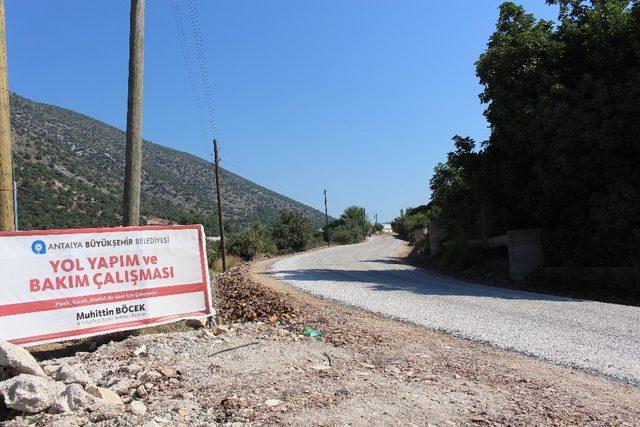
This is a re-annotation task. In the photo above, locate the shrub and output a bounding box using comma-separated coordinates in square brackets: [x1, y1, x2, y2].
[308, 230, 327, 249]
[330, 224, 363, 245]
[439, 239, 492, 271]
[270, 210, 313, 253]
[227, 223, 276, 260]
[325, 205, 372, 245]
[391, 205, 436, 241]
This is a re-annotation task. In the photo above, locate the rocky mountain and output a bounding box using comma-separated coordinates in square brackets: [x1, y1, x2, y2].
[9, 93, 325, 233]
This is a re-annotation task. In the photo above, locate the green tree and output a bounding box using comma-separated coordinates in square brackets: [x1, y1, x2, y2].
[326, 205, 372, 244]
[340, 206, 371, 237]
[270, 210, 313, 253]
[426, 0, 640, 266]
[391, 204, 438, 241]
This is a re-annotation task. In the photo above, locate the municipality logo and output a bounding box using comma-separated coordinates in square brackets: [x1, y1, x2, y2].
[31, 240, 46, 255]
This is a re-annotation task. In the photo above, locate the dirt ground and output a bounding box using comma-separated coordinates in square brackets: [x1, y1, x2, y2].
[248, 257, 640, 426]
[3, 256, 640, 426]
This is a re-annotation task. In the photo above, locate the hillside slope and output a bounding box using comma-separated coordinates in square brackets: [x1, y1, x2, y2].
[9, 93, 325, 232]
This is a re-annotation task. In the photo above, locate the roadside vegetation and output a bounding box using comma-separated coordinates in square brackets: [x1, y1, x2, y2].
[391, 206, 435, 243]
[393, 0, 640, 303]
[325, 206, 372, 245]
[207, 206, 376, 268]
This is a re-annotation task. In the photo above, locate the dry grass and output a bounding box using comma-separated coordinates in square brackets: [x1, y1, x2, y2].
[213, 255, 243, 272]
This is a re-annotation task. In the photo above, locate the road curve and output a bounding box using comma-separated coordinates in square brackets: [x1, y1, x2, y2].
[270, 235, 640, 384]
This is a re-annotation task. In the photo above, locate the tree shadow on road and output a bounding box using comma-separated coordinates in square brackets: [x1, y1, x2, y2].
[271, 266, 575, 302]
[358, 258, 407, 265]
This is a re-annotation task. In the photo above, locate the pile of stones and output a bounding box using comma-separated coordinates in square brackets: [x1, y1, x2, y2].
[0, 339, 133, 420]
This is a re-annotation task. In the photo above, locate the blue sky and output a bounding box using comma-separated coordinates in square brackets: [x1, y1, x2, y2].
[5, 1, 558, 222]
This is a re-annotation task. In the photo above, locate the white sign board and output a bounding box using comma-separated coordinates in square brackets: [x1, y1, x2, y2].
[0, 225, 212, 346]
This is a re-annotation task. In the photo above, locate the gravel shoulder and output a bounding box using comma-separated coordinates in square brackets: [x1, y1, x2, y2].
[269, 235, 640, 385]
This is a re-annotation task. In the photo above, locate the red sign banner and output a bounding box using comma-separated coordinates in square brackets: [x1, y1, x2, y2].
[0, 225, 213, 346]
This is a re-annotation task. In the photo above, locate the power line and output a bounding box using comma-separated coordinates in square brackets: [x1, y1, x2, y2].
[186, 0, 218, 139]
[169, 0, 211, 158]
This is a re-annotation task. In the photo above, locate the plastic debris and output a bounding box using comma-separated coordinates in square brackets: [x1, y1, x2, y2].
[303, 328, 322, 337]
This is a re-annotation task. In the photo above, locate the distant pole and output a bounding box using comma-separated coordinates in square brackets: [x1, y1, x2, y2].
[12, 178, 17, 230]
[122, 0, 145, 226]
[323, 189, 330, 245]
[0, 0, 14, 231]
[214, 140, 227, 271]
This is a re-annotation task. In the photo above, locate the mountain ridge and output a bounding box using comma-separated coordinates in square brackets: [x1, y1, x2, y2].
[9, 93, 325, 233]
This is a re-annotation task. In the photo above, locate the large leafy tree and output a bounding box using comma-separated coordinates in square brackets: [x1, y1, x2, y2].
[428, 0, 640, 266]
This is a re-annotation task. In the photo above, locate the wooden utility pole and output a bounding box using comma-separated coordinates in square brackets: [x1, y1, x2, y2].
[214, 140, 227, 271]
[122, 0, 145, 226]
[0, 0, 14, 231]
[323, 189, 330, 244]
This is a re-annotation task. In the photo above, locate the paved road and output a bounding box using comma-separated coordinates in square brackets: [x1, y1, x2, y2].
[270, 235, 640, 384]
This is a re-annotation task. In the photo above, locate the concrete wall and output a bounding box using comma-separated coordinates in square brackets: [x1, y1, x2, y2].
[428, 221, 447, 257]
[507, 229, 545, 281]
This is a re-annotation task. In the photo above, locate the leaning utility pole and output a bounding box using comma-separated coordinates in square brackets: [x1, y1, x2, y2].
[323, 189, 330, 245]
[122, 0, 145, 226]
[0, 0, 14, 231]
[213, 140, 227, 271]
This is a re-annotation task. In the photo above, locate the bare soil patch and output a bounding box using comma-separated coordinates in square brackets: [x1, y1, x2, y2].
[250, 257, 640, 425]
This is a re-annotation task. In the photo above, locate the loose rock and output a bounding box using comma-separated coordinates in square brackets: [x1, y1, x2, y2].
[49, 383, 100, 413]
[129, 400, 147, 415]
[0, 340, 46, 377]
[86, 385, 124, 405]
[216, 267, 299, 323]
[108, 378, 134, 395]
[133, 345, 147, 356]
[43, 364, 61, 376]
[0, 373, 65, 413]
[158, 367, 177, 378]
[264, 398, 284, 407]
[52, 364, 94, 386]
[136, 384, 148, 398]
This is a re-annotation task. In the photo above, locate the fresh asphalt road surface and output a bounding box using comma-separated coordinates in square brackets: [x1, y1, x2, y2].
[270, 235, 640, 384]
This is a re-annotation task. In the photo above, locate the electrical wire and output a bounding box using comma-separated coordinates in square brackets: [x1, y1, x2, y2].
[186, 0, 218, 140]
[169, 0, 214, 160]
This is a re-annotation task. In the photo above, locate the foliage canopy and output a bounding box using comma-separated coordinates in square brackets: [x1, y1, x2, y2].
[421, 0, 640, 266]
